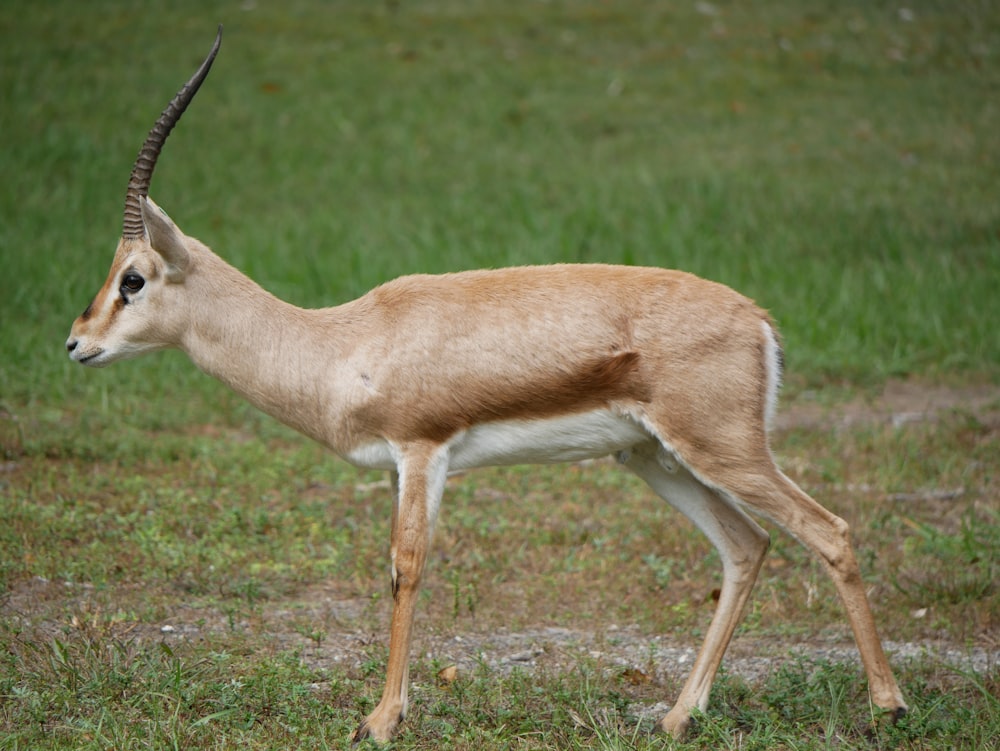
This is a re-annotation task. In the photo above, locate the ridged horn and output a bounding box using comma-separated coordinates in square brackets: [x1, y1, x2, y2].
[122, 26, 223, 240]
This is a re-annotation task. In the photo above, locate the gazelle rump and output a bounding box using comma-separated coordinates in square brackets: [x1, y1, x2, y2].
[66, 29, 907, 743]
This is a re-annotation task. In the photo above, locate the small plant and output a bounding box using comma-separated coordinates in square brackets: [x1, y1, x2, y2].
[292, 619, 327, 650]
[893, 509, 998, 606]
[445, 569, 480, 620]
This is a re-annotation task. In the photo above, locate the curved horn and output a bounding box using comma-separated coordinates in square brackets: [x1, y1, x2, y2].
[122, 26, 223, 240]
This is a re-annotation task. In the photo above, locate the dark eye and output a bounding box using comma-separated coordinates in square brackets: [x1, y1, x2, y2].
[121, 273, 145, 294]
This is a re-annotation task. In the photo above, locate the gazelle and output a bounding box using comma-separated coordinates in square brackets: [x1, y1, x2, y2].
[67, 28, 907, 743]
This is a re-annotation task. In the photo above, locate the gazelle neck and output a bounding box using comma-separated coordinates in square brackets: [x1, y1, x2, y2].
[180, 248, 347, 444]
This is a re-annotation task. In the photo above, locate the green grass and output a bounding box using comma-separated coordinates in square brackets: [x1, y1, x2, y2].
[2, 622, 999, 749]
[2, 409, 997, 748]
[1, 1, 998, 749]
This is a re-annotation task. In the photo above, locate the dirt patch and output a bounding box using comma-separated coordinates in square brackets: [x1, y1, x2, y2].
[136, 591, 999, 696]
[775, 379, 1000, 432]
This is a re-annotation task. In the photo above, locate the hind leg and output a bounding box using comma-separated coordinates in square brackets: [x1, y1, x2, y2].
[710, 463, 908, 719]
[622, 443, 771, 736]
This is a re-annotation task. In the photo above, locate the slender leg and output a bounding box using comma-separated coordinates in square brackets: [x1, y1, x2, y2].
[624, 443, 771, 736]
[352, 446, 449, 743]
[717, 467, 907, 718]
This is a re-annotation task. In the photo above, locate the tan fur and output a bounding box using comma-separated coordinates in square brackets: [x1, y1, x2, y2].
[67, 199, 907, 742]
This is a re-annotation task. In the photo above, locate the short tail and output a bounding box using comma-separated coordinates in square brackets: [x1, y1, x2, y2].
[761, 319, 783, 432]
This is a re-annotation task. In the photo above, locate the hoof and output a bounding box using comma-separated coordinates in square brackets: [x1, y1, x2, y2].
[656, 709, 694, 739]
[351, 719, 387, 746]
[350, 721, 372, 745]
[865, 704, 908, 741]
[351, 709, 404, 745]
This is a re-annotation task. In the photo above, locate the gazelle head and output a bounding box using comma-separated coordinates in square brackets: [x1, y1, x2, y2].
[66, 28, 222, 368]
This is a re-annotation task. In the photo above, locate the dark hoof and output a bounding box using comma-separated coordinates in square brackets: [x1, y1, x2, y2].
[865, 705, 908, 741]
[351, 721, 372, 745]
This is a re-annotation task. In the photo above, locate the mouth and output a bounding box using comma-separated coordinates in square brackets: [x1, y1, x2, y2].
[70, 348, 107, 367]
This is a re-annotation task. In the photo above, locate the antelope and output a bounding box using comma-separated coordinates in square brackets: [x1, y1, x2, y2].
[66, 28, 907, 743]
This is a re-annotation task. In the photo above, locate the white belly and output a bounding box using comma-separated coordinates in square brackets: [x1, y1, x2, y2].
[342, 409, 651, 471]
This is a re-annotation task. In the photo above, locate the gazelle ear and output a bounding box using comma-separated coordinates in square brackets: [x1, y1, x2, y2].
[141, 196, 190, 281]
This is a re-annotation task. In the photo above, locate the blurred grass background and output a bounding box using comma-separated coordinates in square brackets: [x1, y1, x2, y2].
[0, 0, 998, 448]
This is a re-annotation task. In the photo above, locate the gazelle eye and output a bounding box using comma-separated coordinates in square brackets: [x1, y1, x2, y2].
[121, 273, 145, 294]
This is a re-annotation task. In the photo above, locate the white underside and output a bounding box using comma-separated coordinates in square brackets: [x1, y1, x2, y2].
[343, 408, 653, 471]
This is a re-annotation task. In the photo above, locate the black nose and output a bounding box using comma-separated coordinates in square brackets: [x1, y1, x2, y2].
[66, 340, 78, 352]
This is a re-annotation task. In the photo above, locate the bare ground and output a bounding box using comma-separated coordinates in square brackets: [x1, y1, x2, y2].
[774, 379, 1000, 432]
[4, 380, 999, 698]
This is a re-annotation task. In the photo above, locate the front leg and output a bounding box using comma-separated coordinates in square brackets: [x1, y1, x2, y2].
[352, 445, 448, 744]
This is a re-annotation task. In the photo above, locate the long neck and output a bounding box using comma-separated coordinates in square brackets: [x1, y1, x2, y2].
[180, 251, 349, 445]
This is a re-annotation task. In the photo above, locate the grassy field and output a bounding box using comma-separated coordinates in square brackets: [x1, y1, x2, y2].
[1, 1, 998, 749]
